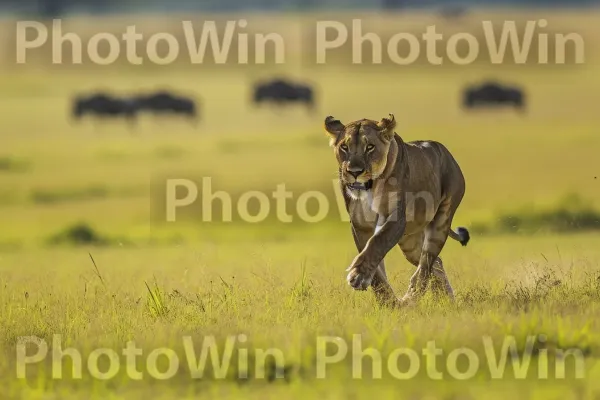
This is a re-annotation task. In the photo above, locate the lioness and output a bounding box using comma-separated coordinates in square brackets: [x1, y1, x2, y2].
[324, 114, 470, 306]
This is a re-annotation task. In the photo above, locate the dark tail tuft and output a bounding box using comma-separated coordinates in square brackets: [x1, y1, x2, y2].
[457, 227, 470, 246]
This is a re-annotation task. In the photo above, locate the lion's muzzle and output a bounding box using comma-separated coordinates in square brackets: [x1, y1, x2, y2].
[346, 179, 373, 191]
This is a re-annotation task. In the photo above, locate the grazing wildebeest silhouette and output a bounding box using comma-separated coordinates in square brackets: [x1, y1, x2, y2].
[253, 79, 315, 110]
[440, 5, 468, 19]
[72, 93, 139, 123]
[135, 91, 198, 122]
[462, 81, 525, 111]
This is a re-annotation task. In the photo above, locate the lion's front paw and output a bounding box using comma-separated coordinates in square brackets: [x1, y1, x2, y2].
[346, 257, 375, 291]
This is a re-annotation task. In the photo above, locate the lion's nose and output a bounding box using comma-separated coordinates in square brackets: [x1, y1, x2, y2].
[347, 167, 364, 179]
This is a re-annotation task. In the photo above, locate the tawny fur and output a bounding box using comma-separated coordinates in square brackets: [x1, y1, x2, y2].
[324, 114, 470, 307]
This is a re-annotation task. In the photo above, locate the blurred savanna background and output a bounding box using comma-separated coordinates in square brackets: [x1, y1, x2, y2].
[1, 0, 600, 398]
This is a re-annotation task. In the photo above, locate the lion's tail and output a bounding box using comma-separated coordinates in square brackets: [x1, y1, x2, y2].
[449, 227, 470, 247]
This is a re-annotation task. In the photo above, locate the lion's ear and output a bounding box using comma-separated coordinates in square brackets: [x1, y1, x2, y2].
[377, 114, 396, 140]
[324, 116, 345, 146]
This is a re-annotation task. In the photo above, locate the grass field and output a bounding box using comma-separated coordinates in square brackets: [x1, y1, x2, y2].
[1, 8, 600, 399]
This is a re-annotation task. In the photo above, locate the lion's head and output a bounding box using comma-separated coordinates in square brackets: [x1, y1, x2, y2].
[324, 114, 397, 191]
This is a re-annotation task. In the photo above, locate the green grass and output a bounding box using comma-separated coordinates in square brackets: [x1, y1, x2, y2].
[1, 8, 600, 399]
[2, 236, 600, 398]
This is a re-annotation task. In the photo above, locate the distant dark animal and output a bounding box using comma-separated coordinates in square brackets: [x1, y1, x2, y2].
[462, 82, 525, 111]
[381, 0, 403, 10]
[135, 91, 198, 121]
[440, 5, 468, 19]
[253, 79, 315, 110]
[72, 93, 138, 122]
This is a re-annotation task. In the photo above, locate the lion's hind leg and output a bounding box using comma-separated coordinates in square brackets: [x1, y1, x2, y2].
[430, 257, 455, 301]
[400, 201, 457, 303]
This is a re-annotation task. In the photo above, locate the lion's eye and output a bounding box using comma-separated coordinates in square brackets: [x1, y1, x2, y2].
[366, 144, 375, 152]
[340, 144, 348, 152]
